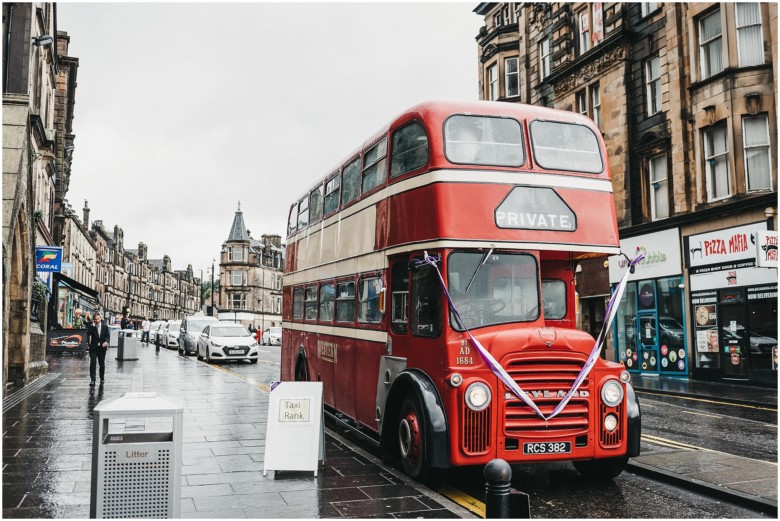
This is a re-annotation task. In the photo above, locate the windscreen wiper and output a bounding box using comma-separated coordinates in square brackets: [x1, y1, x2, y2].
[465, 248, 493, 293]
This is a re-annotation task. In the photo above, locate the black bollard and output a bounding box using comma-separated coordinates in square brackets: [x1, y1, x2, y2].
[484, 458, 512, 518]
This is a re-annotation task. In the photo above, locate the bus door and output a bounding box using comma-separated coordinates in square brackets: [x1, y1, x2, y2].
[719, 304, 748, 379]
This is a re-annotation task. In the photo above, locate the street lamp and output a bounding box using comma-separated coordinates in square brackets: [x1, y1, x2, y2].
[210, 258, 216, 317]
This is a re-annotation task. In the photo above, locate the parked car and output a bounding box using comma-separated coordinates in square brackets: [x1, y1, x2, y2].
[178, 315, 219, 356]
[148, 320, 165, 344]
[197, 322, 259, 364]
[161, 320, 182, 349]
[261, 326, 282, 346]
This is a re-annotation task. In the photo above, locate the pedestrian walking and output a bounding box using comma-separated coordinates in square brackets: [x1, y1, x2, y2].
[141, 317, 151, 344]
[87, 312, 110, 387]
[121, 316, 129, 330]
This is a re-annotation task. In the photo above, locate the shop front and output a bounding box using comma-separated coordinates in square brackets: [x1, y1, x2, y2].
[686, 223, 777, 387]
[610, 228, 688, 377]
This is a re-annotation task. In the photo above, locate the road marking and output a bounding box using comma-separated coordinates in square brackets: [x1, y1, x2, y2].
[682, 410, 721, 419]
[641, 434, 778, 466]
[635, 390, 777, 412]
[438, 484, 486, 518]
[202, 362, 271, 393]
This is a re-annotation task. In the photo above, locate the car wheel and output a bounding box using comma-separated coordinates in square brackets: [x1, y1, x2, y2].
[206, 350, 212, 364]
[250, 359, 258, 364]
[197, 351, 203, 361]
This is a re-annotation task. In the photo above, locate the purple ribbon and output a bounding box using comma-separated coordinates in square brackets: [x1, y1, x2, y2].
[416, 251, 644, 421]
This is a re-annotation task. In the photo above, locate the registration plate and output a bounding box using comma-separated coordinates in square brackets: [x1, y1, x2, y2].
[523, 441, 571, 455]
[227, 349, 243, 355]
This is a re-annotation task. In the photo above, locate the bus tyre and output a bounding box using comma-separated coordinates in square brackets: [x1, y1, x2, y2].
[573, 456, 629, 480]
[397, 395, 442, 486]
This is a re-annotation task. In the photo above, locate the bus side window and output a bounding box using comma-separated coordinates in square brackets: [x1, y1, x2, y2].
[411, 264, 441, 338]
[336, 282, 356, 323]
[304, 286, 318, 321]
[323, 174, 340, 215]
[319, 283, 335, 321]
[342, 158, 361, 205]
[358, 277, 382, 324]
[362, 137, 388, 194]
[292, 287, 304, 319]
[391, 262, 409, 334]
[391, 122, 429, 178]
[287, 202, 298, 236]
[309, 185, 324, 224]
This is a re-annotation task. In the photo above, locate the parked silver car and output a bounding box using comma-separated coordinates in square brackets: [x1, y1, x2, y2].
[178, 315, 219, 356]
[197, 322, 259, 364]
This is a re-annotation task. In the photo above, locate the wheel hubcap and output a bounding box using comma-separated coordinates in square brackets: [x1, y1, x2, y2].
[399, 412, 420, 462]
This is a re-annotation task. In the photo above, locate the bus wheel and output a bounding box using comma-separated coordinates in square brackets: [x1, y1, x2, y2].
[573, 456, 628, 480]
[398, 394, 445, 486]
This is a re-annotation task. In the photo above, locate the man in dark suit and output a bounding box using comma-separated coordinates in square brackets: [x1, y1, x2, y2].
[87, 312, 110, 386]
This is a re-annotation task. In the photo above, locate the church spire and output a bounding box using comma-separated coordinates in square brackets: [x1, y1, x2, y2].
[227, 201, 249, 241]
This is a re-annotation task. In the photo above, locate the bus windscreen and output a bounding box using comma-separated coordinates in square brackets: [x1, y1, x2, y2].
[444, 115, 524, 167]
[530, 120, 604, 174]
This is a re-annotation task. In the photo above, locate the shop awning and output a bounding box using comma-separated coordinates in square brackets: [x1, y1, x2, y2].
[53, 272, 101, 305]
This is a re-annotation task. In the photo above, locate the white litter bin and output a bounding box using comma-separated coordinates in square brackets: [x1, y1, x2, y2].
[116, 331, 139, 361]
[90, 392, 184, 519]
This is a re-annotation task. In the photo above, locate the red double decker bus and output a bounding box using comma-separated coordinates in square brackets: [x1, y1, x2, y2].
[282, 100, 640, 483]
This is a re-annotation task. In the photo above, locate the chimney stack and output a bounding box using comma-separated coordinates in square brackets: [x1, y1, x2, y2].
[83, 200, 90, 230]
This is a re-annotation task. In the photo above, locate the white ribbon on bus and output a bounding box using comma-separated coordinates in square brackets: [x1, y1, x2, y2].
[415, 251, 644, 421]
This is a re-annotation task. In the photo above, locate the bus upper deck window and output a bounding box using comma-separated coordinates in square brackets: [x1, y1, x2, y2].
[342, 158, 361, 205]
[287, 202, 298, 236]
[297, 196, 309, 230]
[530, 120, 604, 174]
[444, 115, 524, 167]
[391, 122, 429, 178]
[362, 138, 388, 194]
[324, 174, 340, 215]
[309, 185, 324, 224]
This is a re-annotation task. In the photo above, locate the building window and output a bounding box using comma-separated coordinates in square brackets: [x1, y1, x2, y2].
[699, 10, 723, 79]
[736, 3, 763, 67]
[743, 115, 772, 191]
[505, 57, 519, 98]
[646, 56, 661, 115]
[576, 90, 587, 116]
[230, 293, 245, 309]
[539, 39, 550, 79]
[488, 64, 498, 100]
[704, 125, 730, 201]
[578, 8, 591, 55]
[648, 153, 669, 220]
[590, 83, 601, 129]
[232, 246, 243, 262]
[231, 270, 246, 286]
[641, 3, 658, 17]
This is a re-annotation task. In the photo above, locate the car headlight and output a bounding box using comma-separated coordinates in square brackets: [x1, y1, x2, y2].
[465, 382, 491, 411]
[210, 341, 223, 348]
[601, 380, 624, 407]
[250, 341, 258, 348]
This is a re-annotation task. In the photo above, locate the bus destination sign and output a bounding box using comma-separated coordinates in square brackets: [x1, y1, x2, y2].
[495, 186, 576, 231]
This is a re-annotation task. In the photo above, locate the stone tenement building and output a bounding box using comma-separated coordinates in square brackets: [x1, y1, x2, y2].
[2, 3, 75, 391]
[218, 205, 284, 332]
[473, 2, 777, 386]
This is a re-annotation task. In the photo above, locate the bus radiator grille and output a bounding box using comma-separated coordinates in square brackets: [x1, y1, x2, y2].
[599, 402, 624, 448]
[501, 354, 591, 436]
[462, 405, 491, 455]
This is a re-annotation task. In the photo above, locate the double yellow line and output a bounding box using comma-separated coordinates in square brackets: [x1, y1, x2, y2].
[636, 390, 777, 413]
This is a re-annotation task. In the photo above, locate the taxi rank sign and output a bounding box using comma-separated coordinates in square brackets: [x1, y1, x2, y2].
[495, 186, 576, 231]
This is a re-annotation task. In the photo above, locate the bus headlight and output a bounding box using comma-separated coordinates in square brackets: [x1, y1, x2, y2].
[604, 413, 618, 432]
[601, 380, 624, 407]
[465, 382, 491, 411]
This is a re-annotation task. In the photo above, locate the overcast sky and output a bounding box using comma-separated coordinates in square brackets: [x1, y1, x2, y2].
[57, 2, 483, 279]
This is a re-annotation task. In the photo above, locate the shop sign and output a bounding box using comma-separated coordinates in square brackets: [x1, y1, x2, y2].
[608, 228, 682, 283]
[686, 222, 766, 269]
[35, 246, 62, 273]
[690, 265, 777, 292]
[755, 230, 778, 268]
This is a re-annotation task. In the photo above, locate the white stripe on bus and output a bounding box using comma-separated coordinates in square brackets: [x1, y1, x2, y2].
[291, 168, 614, 243]
[282, 321, 388, 343]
